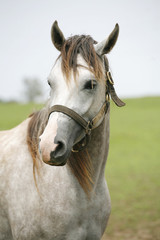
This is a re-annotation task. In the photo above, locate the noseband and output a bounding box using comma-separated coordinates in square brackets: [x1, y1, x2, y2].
[48, 71, 125, 152]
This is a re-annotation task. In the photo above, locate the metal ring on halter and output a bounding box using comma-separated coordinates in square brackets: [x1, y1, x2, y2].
[71, 134, 91, 152]
[85, 121, 93, 135]
[71, 121, 92, 152]
[106, 93, 110, 102]
[107, 71, 114, 85]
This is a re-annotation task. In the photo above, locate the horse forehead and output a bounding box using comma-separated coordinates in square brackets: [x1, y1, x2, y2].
[77, 54, 89, 68]
[50, 55, 93, 85]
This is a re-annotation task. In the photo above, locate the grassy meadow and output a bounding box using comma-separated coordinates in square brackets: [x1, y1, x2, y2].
[104, 97, 160, 240]
[0, 102, 43, 130]
[0, 97, 160, 240]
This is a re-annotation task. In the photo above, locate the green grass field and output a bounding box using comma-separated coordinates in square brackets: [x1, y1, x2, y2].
[104, 97, 160, 240]
[0, 102, 43, 130]
[0, 97, 160, 240]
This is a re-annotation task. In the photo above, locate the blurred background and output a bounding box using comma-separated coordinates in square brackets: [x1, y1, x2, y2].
[0, 0, 160, 239]
[0, 0, 160, 102]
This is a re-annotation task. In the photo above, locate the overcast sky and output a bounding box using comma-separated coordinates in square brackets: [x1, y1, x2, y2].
[0, 0, 160, 101]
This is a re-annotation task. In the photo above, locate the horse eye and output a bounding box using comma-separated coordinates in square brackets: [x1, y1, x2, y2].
[84, 80, 97, 90]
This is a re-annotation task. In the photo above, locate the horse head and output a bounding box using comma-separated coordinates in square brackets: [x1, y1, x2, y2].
[39, 21, 121, 166]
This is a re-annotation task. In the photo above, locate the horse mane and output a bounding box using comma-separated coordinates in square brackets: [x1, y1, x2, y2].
[27, 35, 107, 195]
[27, 109, 49, 186]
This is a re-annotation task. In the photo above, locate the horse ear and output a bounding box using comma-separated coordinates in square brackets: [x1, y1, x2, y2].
[95, 24, 119, 56]
[51, 21, 65, 51]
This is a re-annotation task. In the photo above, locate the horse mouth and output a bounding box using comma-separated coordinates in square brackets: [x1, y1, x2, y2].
[39, 137, 72, 167]
[47, 159, 67, 166]
[41, 152, 69, 166]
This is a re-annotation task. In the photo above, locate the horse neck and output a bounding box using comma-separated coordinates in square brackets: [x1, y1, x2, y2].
[87, 107, 110, 186]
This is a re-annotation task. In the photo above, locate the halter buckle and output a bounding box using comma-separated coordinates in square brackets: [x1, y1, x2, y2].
[85, 121, 93, 135]
[106, 93, 110, 102]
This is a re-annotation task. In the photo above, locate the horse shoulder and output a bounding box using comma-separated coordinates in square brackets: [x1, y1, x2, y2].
[0, 119, 31, 239]
[0, 118, 30, 157]
[0, 118, 32, 190]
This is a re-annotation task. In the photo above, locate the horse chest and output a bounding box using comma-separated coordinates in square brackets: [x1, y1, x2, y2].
[34, 180, 110, 240]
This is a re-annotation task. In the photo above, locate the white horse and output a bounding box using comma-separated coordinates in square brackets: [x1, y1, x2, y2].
[0, 21, 125, 240]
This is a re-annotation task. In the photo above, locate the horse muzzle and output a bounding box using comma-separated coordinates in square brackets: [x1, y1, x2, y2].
[39, 113, 83, 166]
[49, 138, 71, 166]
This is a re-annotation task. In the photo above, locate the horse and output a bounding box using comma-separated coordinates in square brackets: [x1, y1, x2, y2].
[0, 21, 125, 240]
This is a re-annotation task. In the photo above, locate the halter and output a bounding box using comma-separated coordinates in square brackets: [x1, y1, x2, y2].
[48, 96, 110, 152]
[48, 71, 125, 152]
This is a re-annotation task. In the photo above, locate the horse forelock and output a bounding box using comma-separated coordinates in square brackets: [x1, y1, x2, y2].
[59, 35, 105, 82]
[27, 107, 94, 195]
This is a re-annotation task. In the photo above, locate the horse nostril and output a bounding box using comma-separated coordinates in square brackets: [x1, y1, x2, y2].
[50, 140, 67, 159]
[55, 141, 63, 152]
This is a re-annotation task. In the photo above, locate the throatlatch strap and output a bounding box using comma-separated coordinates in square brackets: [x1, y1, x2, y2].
[106, 71, 125, 107]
